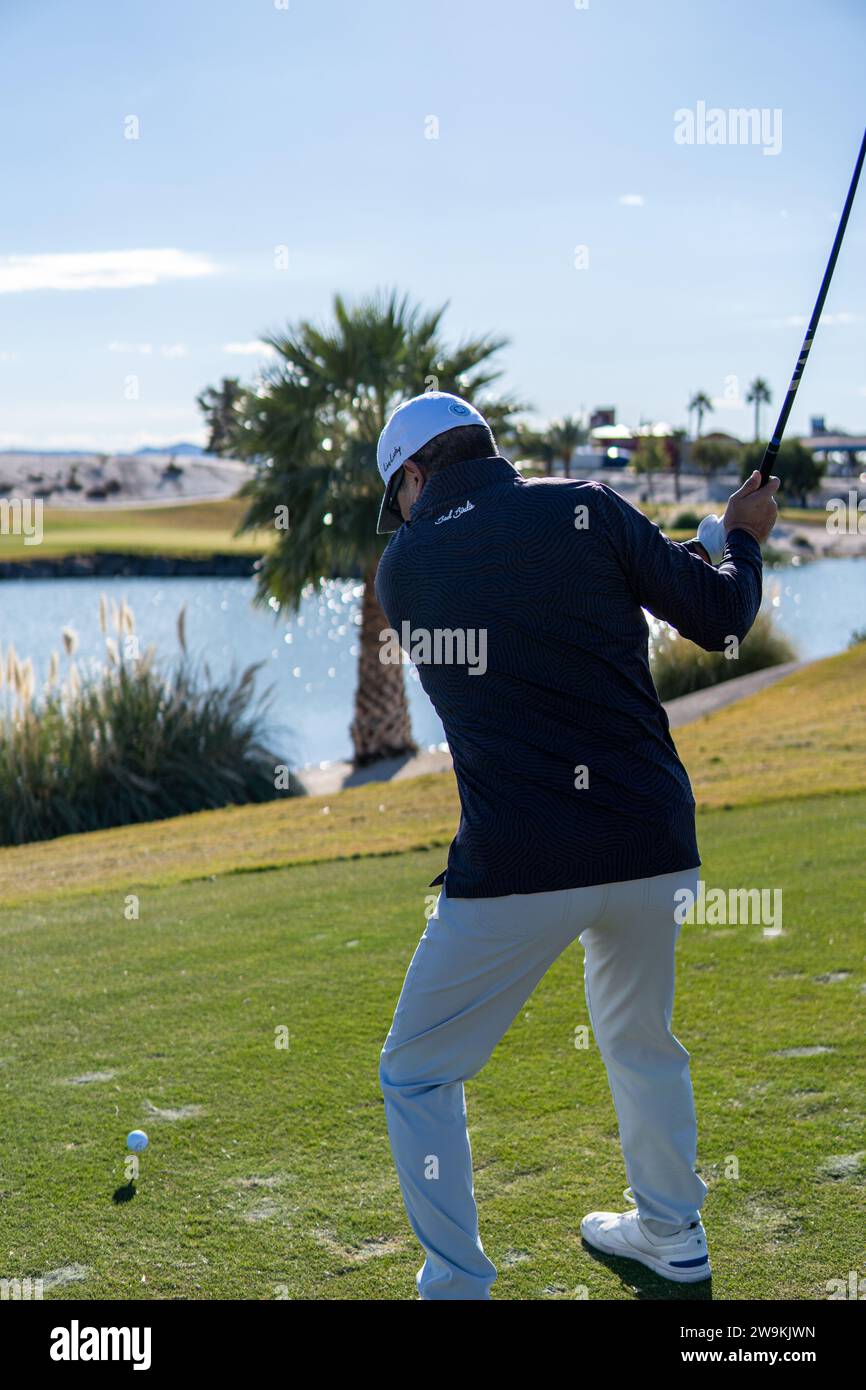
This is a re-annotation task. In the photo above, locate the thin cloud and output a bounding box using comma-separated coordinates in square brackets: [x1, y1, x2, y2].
[618, 194, 644, 206]
[0, 249, 219, 294]
[107, 340, 188, 357]
[784, 311, 856, 327]
[223, 340, 276, 356]
[0, 428, 208, 452]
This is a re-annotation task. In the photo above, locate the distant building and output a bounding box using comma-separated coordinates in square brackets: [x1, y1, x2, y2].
[800, 426, 865, 475]
[588, 423, 634, 465]
[589, 406, 616, 431]
[700, 430, 743, 447]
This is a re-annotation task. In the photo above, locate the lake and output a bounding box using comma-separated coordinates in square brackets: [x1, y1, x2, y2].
[0, 556, 863, 767]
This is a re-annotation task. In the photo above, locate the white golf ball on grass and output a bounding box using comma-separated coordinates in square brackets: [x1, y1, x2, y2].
[126, 1130, 149, 1152]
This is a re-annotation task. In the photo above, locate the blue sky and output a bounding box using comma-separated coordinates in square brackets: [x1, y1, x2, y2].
[0, 0, 863, 450]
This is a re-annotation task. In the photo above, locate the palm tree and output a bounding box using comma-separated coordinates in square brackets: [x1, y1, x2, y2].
[512, 424, 554, 475]
[223, 289, 522, 766]
[688, 390, 714, 439]
[548, 416, 587, 478]
[745, 377, 772, 441]
[196, 377, 243, 456]
[515, 415, 587, 477]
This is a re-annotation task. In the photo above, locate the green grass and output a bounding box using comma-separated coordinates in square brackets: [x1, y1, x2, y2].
[0, 498, 272, 561]
[0, 645, 863, 1300]
[778, 507, 834, 526]
[2, 645, 862, 908]
[0, 494, 841, 568]
[1, 794, 863, 1300]
[653, 504, 834, 531]
[674, 644, 866, 808]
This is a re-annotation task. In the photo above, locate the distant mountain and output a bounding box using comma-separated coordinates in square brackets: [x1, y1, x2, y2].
[0, 448, 96, 458]
[136, 442, 208, 457]
[0, 442, 211, 459]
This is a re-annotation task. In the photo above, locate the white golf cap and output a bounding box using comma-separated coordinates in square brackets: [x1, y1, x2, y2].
[375, 391, 489, 534]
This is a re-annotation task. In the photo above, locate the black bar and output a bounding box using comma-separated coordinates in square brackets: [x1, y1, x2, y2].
[8, 1294, 864, 1373]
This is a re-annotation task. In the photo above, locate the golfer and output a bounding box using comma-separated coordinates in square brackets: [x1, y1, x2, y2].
[374, 392, 779, 1300]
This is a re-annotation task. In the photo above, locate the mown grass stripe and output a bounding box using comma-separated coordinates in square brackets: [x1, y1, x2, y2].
[1, 645, 863, 908]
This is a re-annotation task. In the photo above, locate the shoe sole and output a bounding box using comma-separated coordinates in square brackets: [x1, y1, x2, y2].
[581, 1226, 711, 1284]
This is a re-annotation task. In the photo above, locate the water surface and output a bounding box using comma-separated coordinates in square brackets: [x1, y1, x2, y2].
[0, 557, 861, 765]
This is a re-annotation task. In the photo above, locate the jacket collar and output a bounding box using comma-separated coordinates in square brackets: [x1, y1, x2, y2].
[408, 455, 519, 524]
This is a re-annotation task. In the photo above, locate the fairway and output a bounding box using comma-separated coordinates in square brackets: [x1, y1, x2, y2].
[1, 796, 863, 1300]
[0, 498, 272, 562]
[1, 651, 864, 1300]
[0, 495, 694, 566]
[1, 645, 863, 909]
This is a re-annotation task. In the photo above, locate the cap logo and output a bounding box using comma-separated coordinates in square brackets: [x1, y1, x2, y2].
[387, 444, 402, 466]
[448, 403, 470, 416]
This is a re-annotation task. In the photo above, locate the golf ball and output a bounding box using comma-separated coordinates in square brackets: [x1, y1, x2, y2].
[126, 1130, 149, 1152]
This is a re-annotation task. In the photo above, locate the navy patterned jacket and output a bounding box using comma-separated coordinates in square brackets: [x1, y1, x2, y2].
[375, 456, 762, 898]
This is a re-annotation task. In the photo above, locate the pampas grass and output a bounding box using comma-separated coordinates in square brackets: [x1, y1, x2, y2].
[651, 609, 797, 702]
[0, 595, 300, 846]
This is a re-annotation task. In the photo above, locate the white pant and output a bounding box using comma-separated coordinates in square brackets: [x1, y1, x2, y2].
[380, 868, 706, 1299]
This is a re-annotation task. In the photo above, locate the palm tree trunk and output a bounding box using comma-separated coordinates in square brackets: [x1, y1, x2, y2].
[350, 563, 418, 766]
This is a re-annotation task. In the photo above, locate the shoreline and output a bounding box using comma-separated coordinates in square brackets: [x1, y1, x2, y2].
[0, 551, 261, 580]
[1, 515, 864, 581]
[296, 659, 810, 795]
[2, 530, 863, 580]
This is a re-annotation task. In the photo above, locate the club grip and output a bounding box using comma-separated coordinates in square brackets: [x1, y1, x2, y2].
[759, 440, 779, 487]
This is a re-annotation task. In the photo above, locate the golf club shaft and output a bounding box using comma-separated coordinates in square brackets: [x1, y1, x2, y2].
[759, 126, 866, 486]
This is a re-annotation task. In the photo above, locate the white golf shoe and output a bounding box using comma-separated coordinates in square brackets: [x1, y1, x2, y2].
[581, 1206, 711, 1283]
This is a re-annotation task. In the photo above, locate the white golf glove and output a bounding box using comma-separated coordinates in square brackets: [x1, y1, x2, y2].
[696, 513, 727, 566]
